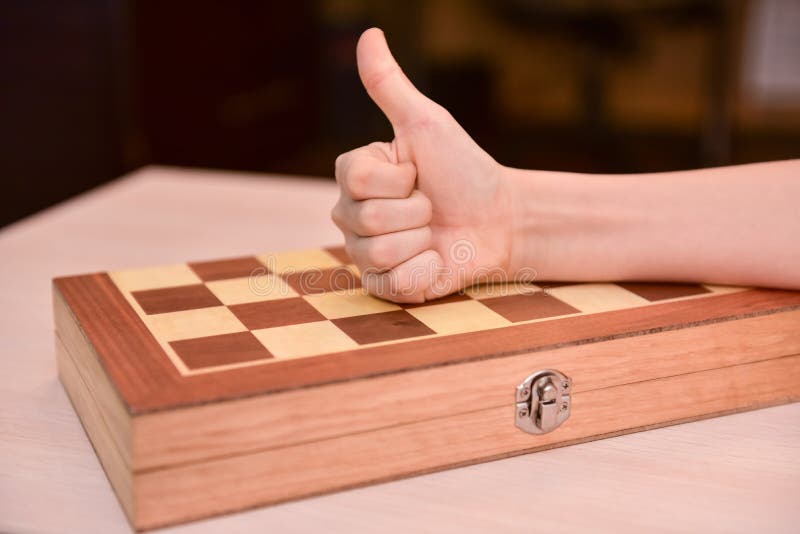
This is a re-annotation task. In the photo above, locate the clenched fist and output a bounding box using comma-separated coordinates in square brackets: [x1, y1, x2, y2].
[332, 28, 516, 303]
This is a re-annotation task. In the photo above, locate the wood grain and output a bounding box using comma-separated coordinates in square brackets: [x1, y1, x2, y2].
[129, 308, 800, 469]
[58, 265, 800, 528]
[53, 288, 133, 467]
[131, 284, 222, 315]
[55, 336, 134, 520]
[331, 309, 435, 344]
[170, 332, 274, 370]
[617, 282, 711, 301]
[479, 291, 580, 321]
[228, 297, 326, 330]
[282, 266, 361, 294]
[188, 256, 266, 282]
[53, 276, 183, 413]
[133, 354, 800, 530]
[54, 272, 800, 413]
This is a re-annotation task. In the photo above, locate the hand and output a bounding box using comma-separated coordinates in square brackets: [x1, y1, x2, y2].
[332, 28, 516, 303]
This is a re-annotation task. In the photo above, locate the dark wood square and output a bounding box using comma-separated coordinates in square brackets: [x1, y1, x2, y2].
[480, 292, 580, 322]
[332, 310, 435, 344]
[228, 297, 325, 330]
[324, 245, 351, 264]
[170, 331, 273, 370]
[536, 282, 581, 289]
[132, 284, 222, 315]
[283, 267, 361, 295]
[618, 282, 711, 302]
[188, 257, 267, 282]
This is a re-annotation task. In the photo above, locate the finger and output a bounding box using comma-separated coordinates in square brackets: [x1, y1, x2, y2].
[356, 28, 430, 129]
[338, 154, 416, 200]
[335, 144, 385, 183]
[333, 191, 432, 237]
[361, 249, 445, 303]
[345, 226, 432, 272]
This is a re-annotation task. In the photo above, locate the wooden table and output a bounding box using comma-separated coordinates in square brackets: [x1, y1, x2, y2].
[2, 166, 798, 533]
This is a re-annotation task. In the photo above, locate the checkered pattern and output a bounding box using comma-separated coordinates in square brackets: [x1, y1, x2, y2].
[108, 246, 739, 376]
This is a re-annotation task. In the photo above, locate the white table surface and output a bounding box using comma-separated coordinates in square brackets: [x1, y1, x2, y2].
[1, 166, 798, 534]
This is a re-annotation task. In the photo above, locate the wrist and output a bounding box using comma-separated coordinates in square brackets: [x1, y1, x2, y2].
[502, 165, 528, 278]
[503, 166, 646, 283]
[503, 165, 559, 279]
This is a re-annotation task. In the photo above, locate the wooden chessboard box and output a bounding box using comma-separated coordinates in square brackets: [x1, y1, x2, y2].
[53, 246, 800, 530]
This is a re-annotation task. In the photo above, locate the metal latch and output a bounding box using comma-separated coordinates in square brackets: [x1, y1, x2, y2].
[515, 369, 571, 434]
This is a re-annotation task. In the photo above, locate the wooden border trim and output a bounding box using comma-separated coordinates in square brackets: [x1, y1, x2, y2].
[54, 274, 184, 413]
[55, 273, 800, 413]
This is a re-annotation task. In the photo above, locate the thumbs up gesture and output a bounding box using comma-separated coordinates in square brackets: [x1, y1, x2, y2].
[332, 28, 516, 303]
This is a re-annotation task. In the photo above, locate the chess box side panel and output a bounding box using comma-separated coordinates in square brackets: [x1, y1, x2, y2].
[132, 354, 800, 530]
[133, 308, 800, 470]
[55, 335, 135, 526]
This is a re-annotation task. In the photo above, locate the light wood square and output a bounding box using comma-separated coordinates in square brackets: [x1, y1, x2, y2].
[406, 300, 510, 335]
[256, 249, 342, 274]
[110, 264, 201, 292]
[545, 283, 649, 313]
[206, 274, 297, 305]
[303, 289, 401, 319]
[252, 321, 358, 359]
[464, 281, 542, 300]
[144, 306, 247, 342]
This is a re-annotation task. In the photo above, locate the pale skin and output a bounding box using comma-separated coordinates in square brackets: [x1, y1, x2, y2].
[332, 28, 800, 303]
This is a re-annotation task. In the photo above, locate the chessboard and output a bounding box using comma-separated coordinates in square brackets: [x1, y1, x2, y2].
[53, 245, 800, 530]
[111, 246, 748, 374]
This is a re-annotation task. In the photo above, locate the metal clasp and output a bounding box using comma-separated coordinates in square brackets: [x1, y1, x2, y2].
[515, 369, 571, 434]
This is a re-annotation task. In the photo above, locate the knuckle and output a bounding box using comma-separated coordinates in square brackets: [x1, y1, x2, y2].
[330, 202, 345, 228]
[345, 163, 370, 199]
[363, 64, 400, 94]
[367, 141, 388, 154]
[365, 239, 391, 267]
[398, 167, 417, 196]
[415, 192, 433, 221]
[334, 152, 352, 183]
[334, 155, 344, 181]
[356, 202, 382, 235]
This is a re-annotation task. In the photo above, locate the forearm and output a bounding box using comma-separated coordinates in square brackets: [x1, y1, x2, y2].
[505, 160, 800, 289]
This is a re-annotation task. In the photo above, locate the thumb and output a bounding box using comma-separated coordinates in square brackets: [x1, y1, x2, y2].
[357, 28, 429, 129]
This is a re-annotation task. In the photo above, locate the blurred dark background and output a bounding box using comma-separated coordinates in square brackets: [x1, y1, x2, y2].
[2, 0, 799, 227]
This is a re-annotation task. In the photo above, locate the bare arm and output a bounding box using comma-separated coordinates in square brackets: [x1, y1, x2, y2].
[506, 160, 800, 289]
[332, 28, 800, 302]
